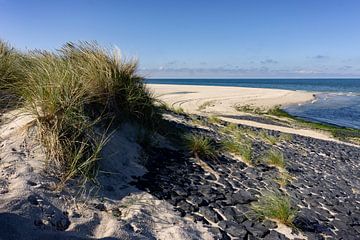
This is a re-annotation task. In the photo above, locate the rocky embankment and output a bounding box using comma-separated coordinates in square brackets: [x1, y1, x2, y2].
[134, 114, 360, 240]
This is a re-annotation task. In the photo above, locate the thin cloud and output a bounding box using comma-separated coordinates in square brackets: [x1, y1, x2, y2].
[260, 59, 278, 64]
[313, 55, 329, 60]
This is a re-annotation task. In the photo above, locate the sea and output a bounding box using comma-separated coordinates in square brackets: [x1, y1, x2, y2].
[147, 78, 360, 129]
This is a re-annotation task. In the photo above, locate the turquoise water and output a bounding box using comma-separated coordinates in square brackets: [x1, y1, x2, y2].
[147, 78, 360, 129]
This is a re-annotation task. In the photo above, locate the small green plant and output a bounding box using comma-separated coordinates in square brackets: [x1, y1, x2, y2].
[222, 139, 252, 164]
[263, 149, 285, 169]
[173, 106, 185, 114]
[159, 102, 186, 115]
[184, 133, 217, 160]
[279, 133, 293, 142]
[221, 123, 239, 134]
[197, 100, 215, 111]
[275, 171, 293, 187]
[259, 130, 278, 145]
[266, 105, 292, 118]
[208, 115, 221, 124]
[235, 104, 264, 114]
[251, 193, 297, 226]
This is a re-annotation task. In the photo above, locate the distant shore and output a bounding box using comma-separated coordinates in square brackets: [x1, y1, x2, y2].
[148, 84, 315, 116]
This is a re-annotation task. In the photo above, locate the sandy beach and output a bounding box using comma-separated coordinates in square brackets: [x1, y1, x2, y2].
[148, 84, 315, 116]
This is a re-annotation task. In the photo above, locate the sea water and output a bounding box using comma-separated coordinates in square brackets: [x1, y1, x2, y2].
[147, 78, 360, 129]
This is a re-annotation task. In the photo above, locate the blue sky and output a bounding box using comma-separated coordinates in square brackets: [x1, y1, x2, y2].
[1, 0, 360, 78]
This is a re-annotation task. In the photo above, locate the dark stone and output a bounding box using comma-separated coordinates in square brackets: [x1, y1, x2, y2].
[225, 190, 256, 205]
[187, 195, 208, 207]
[293, 209, 328, 233]
[27, 180, 37, 186]
[95, 203, 106, 211]
[177, 200, 198, 212]
[198, 206, 222, 223]
[263, 230, 288, 240]
[219, 221, 248, 238]
[246, 223, 270, 238]
[27, 195, 38, 205]
[192, 214, 209, 224]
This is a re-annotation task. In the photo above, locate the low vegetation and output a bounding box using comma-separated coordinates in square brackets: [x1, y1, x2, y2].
[208, 115, 221, 124]
[275, 171, 293, 188]
[0, 40, 159, 185]
[263, 149, 285, 169]
[184, 133, 217, 160]
[197, 100, 215, 111]
[159, 102, 186, 115]
[222, 139, 252, 164]
[259, 130, 278, 145]
[251, 193, 297, 226]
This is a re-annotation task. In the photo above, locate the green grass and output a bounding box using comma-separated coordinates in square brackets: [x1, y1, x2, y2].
[0, 41, 159, 185]
[221, 123, 240, 134]
[259, 130, 278, 145]
[251, 193, 297, 226]
[275, 171, 293, 187]
[263, 149, 285, 169]
[197, 100, 215, 111]
[222, 139, 252, 164]
[208, 115, 221, 124]
[279, 133, 293, 142]
[184, 133, 217, 160]
[0, 40, 25, 109]
[159, 102, 186, 115]
[235, 104, 264, 114]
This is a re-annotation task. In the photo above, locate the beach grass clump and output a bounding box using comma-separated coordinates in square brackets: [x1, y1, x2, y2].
[235, 104, 264, 114]
[222, 139, 252, 164]
[184, 133, 217, 160]
[279, 133, 293, 142]
[221, 123, 239, 134]
[208, 115, 221, 124]
[197, 100, 215, 111]
[0, 40, 25, 108]
[160, 102, 186, 115]
[275, 171, 293, 187]
[251, 193, 297, 226]
[266, 105, 293, 118]
[4, 41, 159, 184]
[263, 149, 285, 169]
[259, 130, 278, 145]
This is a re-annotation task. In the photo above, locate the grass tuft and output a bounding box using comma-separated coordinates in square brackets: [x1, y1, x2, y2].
[208, 115, 221, 124]
[263, 149, 285, 169]
[184, 133, 217, 160]
[222, 139, 252, 164]
[259, 130, 278, 145]
[251, 193, 297, 226]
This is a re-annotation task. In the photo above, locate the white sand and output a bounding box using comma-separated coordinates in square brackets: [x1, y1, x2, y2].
[0, 110, 213, 240]
[148, 84, 314, 115]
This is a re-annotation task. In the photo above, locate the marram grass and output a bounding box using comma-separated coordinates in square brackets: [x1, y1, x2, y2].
[184, 133, 217, 160]
[0, 40, 159, 186]
[251, 193, 297, 226]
